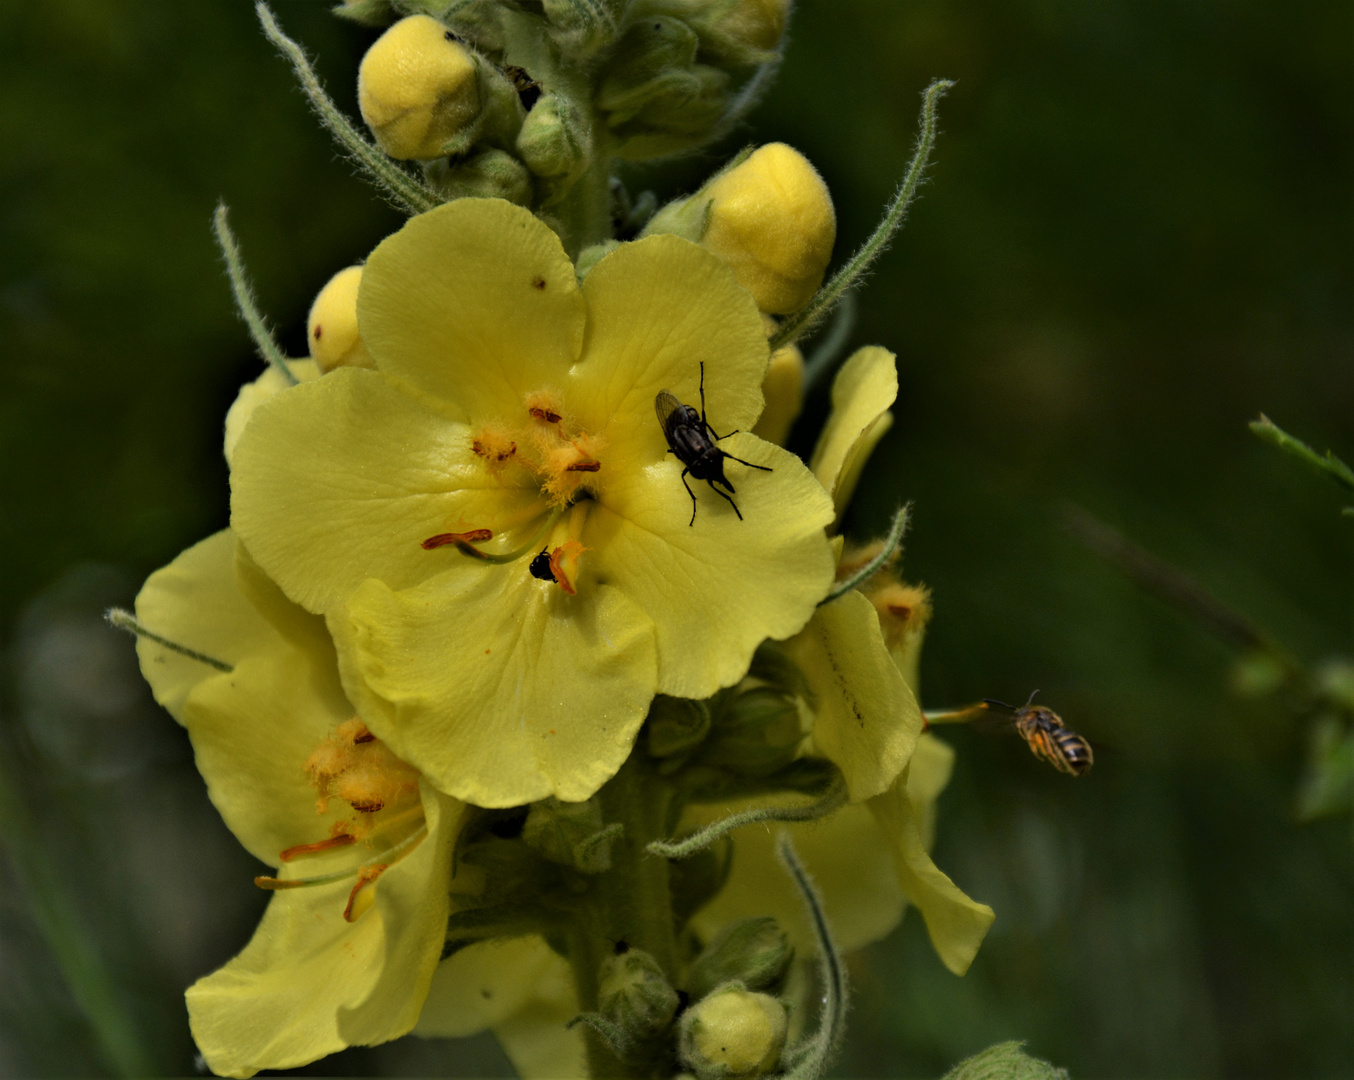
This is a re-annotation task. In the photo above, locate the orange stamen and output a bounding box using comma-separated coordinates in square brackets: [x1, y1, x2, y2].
[529, 407, 563, 424]
[566, 460, 601, 472]
[343, 865, 387, 922]
[422, 529, 493, 553]
[278, 833, 357, 862]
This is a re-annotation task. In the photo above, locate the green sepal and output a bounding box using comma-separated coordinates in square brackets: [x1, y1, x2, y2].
[423, 147, 533, 203]
[686, 917, 793, 1001]
[523, 796, 623, 873]
[598, 947, 681, 1042]
[696, 686, 803, 778]
[518, 93, 592, 181]
[941, 1040, 1070, 1080]
[648, 696, 714, 759]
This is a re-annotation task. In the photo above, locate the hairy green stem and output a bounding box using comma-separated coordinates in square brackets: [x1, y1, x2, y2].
[212, 205, 298, 386]
[572, 753, 678, 1078]
[821, 504, 910, 605]
[106, 608, 233, 672]
[771, 79, 953, 351]
[256, 3, 440, 215]
[647, 776, 847, 859]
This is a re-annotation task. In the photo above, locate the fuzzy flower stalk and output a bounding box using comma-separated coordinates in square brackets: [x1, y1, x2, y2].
[106, 2, 1060, 1077]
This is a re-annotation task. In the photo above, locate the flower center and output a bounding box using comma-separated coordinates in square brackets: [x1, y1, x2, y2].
[422, 389, 601, 594]
[254, 718, 427, 922]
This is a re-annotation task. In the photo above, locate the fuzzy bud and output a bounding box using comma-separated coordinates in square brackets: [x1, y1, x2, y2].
[700, 143, 835, 314]
[648, 696, 713, 758]
[358, 15, 481, 160]
[307, 266, 373, 373]
[517, 94, 591, 181]
[697, 687, 802, 777]
[687, 918, 793, 1001]
[652, 0, 791, 63]
[679, 986, 788, 1079]
[598, 948, 680, 1040]
[425, 148, 533, 204]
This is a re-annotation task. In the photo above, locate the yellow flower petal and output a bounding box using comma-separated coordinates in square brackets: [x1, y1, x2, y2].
[868, 773, 995, 976]
[187, 786, 463, 1079]
[415, 936, 560, 1037]
[223, 361, 319, 468]
[808, 346, 898, 520]
[572, 233, 770, 444]
[587, 439, 835, 698]
[358, 199, 585, 417]
[908, 732, 955, 848]
[687, 798, 904, 955]
[492, 953, 587, 1080]
[134, 530, 284, 723]
[785, 590, 922, 802]
[331, 569, 657, 807]
[183, 648, 351, 867]
[231, 368, 542, 614]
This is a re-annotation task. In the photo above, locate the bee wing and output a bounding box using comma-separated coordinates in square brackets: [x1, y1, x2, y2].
[654, 390, 682, 437]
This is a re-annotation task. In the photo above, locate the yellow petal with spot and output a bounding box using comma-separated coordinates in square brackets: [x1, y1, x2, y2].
[571, 233, 769, 446]
[187, 786, 463, 1078]
[587, 437, 835, 699]
[868, 772, 994, 976]
[416, 936, 560, 1037]
[358, 199, 585, 418]
[808, 346, 898, 520]
[231, 368, 542, 615]
[492, 951, 587, 1080]
[330, 568, 657, 807]
[785, 590, 922, 802]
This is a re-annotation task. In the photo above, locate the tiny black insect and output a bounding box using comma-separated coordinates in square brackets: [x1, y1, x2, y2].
[529, 549, 555, 582]
[984, 693, 1094, 777]
[656, 362, 772, 525]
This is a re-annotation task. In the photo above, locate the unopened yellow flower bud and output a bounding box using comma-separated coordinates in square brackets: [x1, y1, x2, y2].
[307, 266, 374, 373]
[751, 341, 803, 445]
[679, 986, 787, 1079]
[358, 15, 481, 160]
[701, 143, 835, 314]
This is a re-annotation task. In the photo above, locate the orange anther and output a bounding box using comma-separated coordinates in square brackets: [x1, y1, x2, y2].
[343, 864, 387, 922]
[529, 407, 563, 424]
[565, 460, 601, 472]
[278, 833, 357, 862]
[422, 529, 493, 552]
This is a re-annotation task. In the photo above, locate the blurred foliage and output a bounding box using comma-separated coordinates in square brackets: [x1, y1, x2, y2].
[1, 1, 1350, 1077]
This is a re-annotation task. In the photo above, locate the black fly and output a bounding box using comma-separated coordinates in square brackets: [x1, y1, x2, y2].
[655, 362, 772, 526]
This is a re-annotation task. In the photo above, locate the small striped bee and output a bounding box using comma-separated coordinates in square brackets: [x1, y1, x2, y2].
[984, 695, 1094, 777]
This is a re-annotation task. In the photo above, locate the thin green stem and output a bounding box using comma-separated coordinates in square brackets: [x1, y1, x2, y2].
[771, 78, 954, 351]
[212, 204, 298, 385]
[106, 608, 233, 673]
[256, 3, 440, 215]
[646, 777, 847, 859]
[776, 833, 849, 1079]
[821, 504, 910, 606]
[1250, 413, 1354, 495]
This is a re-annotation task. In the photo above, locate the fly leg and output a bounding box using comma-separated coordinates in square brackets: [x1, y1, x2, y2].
[723, 453, 773, 473]
[681, 467, 699, 526]
[704, 478, 744, 521]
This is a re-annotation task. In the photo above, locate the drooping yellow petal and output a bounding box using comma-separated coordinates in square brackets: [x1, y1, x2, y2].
[687, 798, 904, 955]
[868, 772, 995, 976]
[492, 952, 587, 1080]
[785, 590, 922, 802]
[587, 438, 835, 699]
[330, 568, 657, 807]
[231, 368, 541, 614]
[808, 346, 898, 520]
[571, 233, 770, 448]
[134, 530, 285, 723]
[415, 936, 560, 1037]
[223, 361, 319, 468]
[183, 648, 352, 867]
[908, 732, 955, 848]
[358, 199, 586, 419]
[187, 786, 462, 1079]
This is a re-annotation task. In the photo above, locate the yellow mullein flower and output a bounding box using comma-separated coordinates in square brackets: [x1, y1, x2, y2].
[231, 197, 836, 808]
[134, 531, 466, 1078]
[684, 342, 991, 976]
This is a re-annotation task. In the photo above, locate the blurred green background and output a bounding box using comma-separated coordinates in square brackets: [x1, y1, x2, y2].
[1, 1, 1350, 1076]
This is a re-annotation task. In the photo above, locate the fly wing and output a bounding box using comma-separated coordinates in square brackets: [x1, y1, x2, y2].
[654, 390, 683, 439]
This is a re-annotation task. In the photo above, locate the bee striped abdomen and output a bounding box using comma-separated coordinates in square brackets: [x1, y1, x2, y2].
[1014, 706, 1093, 777]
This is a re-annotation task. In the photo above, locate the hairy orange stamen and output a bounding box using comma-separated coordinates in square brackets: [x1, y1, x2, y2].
[423, 529, 493, 552]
